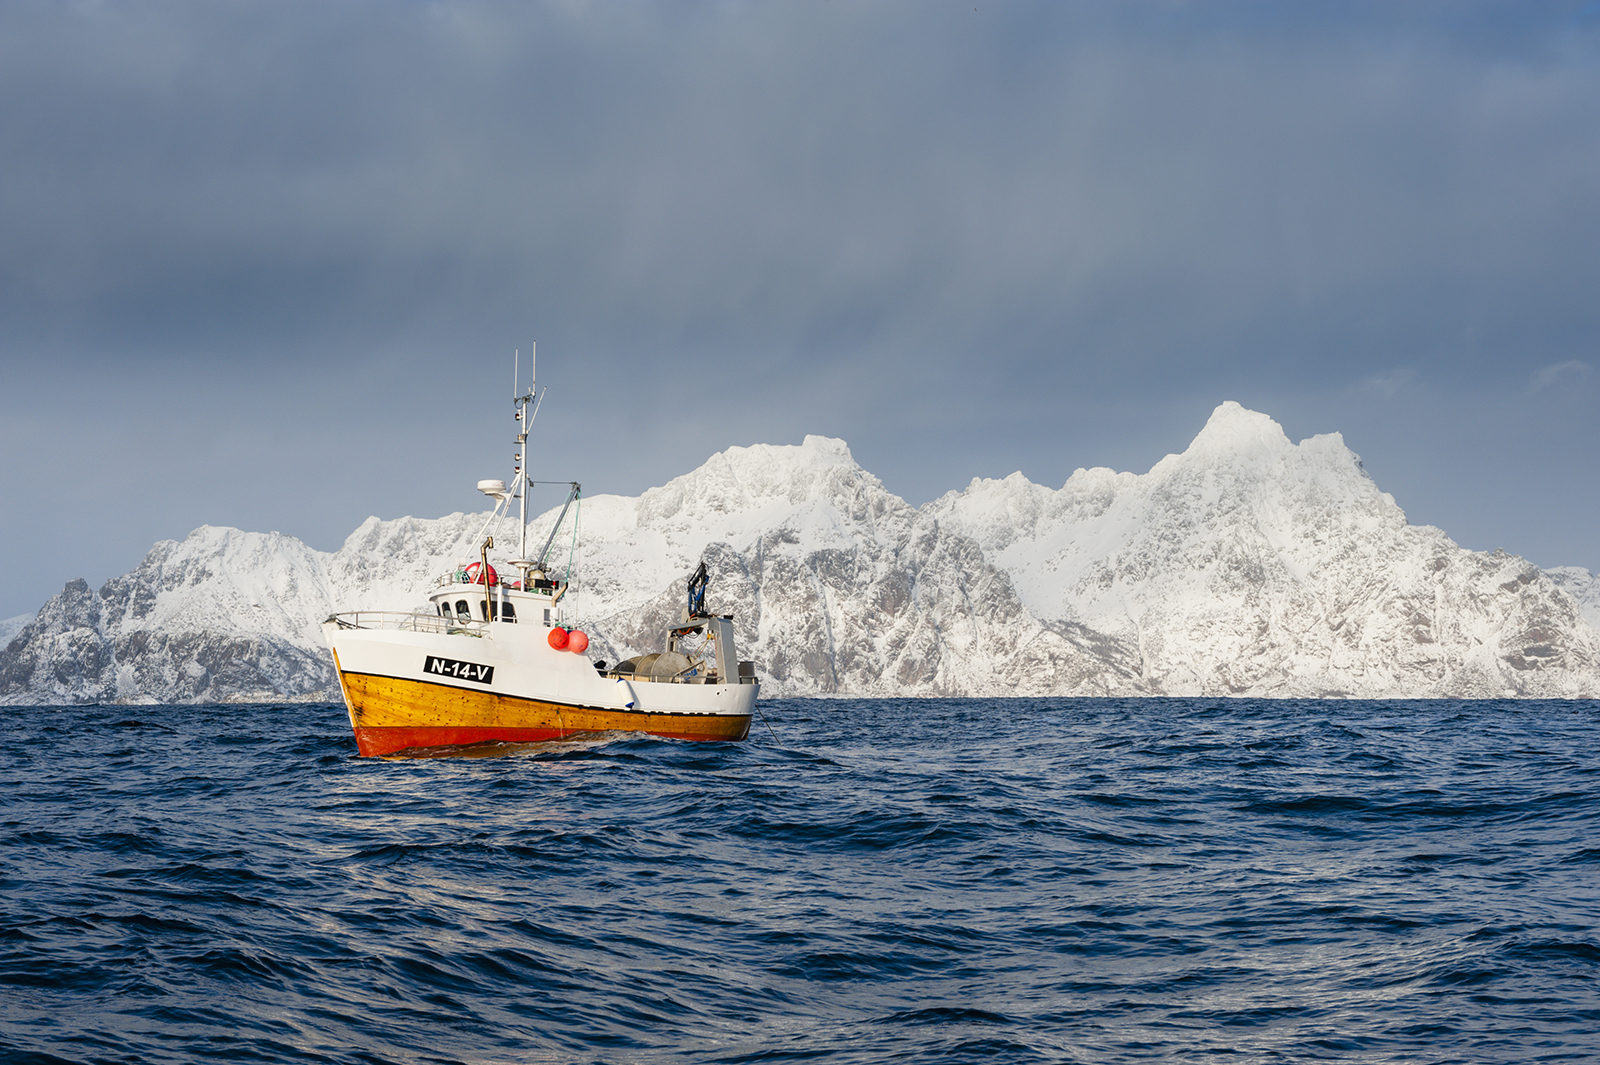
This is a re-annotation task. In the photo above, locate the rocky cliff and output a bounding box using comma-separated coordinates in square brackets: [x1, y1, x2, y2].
[4, 403, 1597, 702]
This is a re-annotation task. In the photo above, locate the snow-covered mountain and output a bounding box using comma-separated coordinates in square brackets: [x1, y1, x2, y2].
[1546, 567, 1600, 633]
[0, 615, 33, 650]
[925, 403, 1599, 697]
[4, 402, 1597, 703]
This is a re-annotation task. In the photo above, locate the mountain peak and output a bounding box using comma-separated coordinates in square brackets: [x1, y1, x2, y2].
[800, 435, 853, 459]
[1184, 401, 1292, 457]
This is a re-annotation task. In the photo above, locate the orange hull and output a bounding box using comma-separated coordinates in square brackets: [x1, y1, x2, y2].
[336, 669, 751, 756]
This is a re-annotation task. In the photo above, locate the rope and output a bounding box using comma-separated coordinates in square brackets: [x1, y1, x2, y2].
[754, 701, 779, 744]
[564, 491, 582, 611]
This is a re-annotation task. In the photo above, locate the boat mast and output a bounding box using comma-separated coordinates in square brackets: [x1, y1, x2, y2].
[511, 343, 540, 590]
[525, 344, 533, 559]
[516, 345, 531, 562]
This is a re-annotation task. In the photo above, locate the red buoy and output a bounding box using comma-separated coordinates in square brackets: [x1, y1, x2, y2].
[547, 627, 569, 650]
[567, 629, 589, 654]
[464, 562, 498, 586]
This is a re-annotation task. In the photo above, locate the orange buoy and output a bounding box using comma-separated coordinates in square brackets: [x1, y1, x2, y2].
[548, 627, 569, 650]
[567, 629, 589, 654]
[464, 562, 499, 586]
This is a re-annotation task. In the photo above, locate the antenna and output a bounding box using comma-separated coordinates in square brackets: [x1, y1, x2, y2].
[515, 343, 537, 565]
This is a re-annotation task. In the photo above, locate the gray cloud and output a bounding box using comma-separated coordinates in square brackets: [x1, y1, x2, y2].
[2, 1, 1598, 617]
[1359, 368, 1419, 400]
[1531, 360, 1593, 391]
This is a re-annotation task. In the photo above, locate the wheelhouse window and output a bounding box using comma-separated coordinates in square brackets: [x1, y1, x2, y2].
[501, 600, 517, 622]
[455, 600, 470, 620]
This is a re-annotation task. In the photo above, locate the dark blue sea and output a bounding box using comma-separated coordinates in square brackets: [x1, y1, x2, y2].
[3, 699, 1598, 1064]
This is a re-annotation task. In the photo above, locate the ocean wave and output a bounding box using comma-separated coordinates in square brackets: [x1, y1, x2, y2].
[1, 698, 1598, 1063]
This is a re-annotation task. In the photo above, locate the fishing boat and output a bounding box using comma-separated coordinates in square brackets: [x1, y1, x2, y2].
[321, 350, 759, 756]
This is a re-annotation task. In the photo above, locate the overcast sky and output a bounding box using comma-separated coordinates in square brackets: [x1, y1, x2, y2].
[2, 0, 1598, 620]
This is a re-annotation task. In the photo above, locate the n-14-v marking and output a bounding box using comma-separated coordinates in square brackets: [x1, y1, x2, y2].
[423, 655, 495, 685]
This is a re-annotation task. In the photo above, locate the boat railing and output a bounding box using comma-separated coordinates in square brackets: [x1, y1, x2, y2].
[434, 571, 514, 590]
[432, 570, 563, 593]
[326, 611, 483, 635]
[605, 670, 760, 686]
